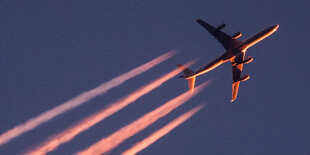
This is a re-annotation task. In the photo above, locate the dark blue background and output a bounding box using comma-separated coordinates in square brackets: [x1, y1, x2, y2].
[1, 0, 309, 154]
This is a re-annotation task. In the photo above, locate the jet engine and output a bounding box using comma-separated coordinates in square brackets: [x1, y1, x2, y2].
[216, 23, 225, 30]
[243, 56, 253, 64]
[240, 75, 250, 82]
[232, 32, 242, 39]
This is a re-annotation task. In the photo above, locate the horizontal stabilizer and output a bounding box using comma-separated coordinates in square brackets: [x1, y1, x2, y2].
[187, 77, 196, 93]
[177, 64, 194, 78]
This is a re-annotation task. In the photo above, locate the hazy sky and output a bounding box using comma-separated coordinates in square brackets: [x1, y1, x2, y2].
[1, 0, 309, 154]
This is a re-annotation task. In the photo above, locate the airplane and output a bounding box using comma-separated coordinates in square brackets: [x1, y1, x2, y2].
[178, 19, 279, 102]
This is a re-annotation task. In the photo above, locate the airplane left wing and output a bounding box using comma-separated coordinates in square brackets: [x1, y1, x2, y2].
[196, 19, 240, 50]
[231, 52, 245, 102]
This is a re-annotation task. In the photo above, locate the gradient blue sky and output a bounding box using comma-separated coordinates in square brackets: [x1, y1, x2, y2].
[1, 0, 309, 154]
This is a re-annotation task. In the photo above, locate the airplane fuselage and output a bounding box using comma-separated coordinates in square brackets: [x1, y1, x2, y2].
[187, 24, 279, 79]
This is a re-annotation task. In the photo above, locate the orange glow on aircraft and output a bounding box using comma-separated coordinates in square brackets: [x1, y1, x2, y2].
[0, 50, 176, 147]
[75, 82, 208, 155]
[24, 64, 190, 155]
[121, 104, 205, 155]
[243, 25, 279, 50]
[177, 19, 279, 102]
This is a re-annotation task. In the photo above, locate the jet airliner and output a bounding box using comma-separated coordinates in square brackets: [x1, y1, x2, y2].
[178, 19, 279, 102]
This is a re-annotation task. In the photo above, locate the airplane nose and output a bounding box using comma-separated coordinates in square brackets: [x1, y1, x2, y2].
[271, 24, 279, 32]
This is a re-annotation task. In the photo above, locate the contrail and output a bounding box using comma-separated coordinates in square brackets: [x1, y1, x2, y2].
[0, 51, 176, 146]
[121, 103, 205, 155]
[75, 82, 208, 155]
[24, 63, 189, 155]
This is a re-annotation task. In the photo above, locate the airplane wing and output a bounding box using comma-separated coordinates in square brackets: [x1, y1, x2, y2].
[231, 52, 245, 102]
[196, 19, 240, 50]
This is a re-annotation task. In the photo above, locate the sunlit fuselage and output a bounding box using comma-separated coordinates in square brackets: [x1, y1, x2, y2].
[187, 24, 279, 79]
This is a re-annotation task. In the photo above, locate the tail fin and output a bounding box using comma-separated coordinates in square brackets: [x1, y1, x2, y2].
[177, 64, 196, 93]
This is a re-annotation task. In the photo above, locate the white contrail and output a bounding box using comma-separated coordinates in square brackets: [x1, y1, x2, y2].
[76, 82, 208, 155]
[24, 64, 191, 155]
[0, 51, 176, 146]
[121, 103, 205, 155]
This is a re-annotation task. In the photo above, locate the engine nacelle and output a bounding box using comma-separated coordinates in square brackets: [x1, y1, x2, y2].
[243, 56, 253, 64]
[216, 23, 225, 30]
[232, 32, 242, 39]
[240, 75, 250, 82]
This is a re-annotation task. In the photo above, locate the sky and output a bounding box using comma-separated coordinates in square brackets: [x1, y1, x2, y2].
[0, 0, 309, 155]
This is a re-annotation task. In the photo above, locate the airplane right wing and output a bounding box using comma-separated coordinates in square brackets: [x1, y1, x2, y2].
[196, 19, 240, 50]
[231, 52, 245, 102]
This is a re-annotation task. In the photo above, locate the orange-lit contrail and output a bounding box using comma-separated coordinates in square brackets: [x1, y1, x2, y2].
[122, 104, 205, 155]
[24, 63, 189, 155]
[76, 82, 208, 155]
[0, 51, 176, 146]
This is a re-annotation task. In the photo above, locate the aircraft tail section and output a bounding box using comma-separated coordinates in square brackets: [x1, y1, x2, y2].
[187, 77, 196, 93]
[177, 64, 194, 78]
[177, 64, 196, 93]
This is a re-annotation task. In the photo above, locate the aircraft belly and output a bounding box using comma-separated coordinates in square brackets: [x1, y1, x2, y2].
[227, 48, 243, 56]
[193, 57, 225, 77]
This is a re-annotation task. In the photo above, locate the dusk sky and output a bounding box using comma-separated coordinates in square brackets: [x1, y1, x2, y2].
[1, 0, 309, 155]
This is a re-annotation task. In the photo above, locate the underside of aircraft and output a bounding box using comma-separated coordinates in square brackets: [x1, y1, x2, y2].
[178, 19, 279, 102]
